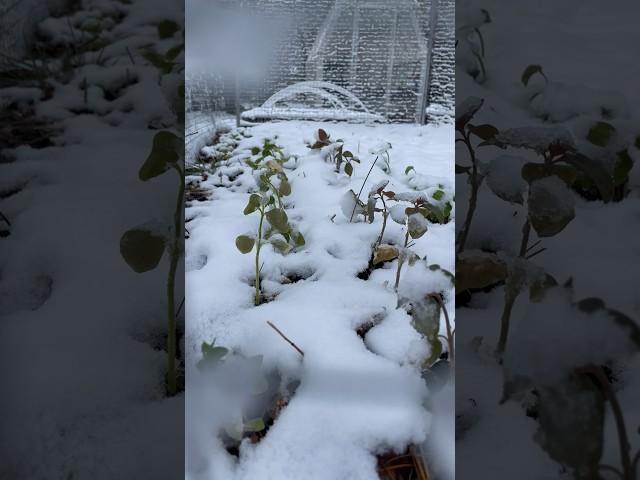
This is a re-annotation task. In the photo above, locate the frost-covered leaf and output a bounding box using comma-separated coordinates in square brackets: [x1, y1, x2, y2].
[432, 189, 445, 201]
[494, 126, 575, 155]
[198, 341, 228, 370]
[368, 180, 389, 197]
[139, 131, 181, 181]
[521, 163, 577, 187]
[294, 231, 305, 247]
[456, 254, 507, 291]
[586, 121, 615, 147]
[120, 227, 166, 273]
[270, 238, 291, 254]
[266, 159, 283, 172]
[487, 155, 526, 204]
[266, 208, 290, 233]
[235, 235, 255, 254]
[373, 244, 399, 265]
[340, 190, 365, 220]
[521, 64, 544, 86]
[367, 196, 376, 223]
[408, 213, 428, 239]
[456, 97, 484, 131]
[528, 176, 575, 237]
[390, 204, 407, 224]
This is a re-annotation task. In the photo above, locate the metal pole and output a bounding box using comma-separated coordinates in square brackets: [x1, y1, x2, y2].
[418, 0, 439, 125]
[235, 73, 240, 128]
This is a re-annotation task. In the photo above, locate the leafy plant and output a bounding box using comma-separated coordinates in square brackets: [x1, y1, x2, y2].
[456, 8, 491, 83]
[236, 158, 303, 305]
[120, 127, 184, 395]
[370, 142, 392, 173]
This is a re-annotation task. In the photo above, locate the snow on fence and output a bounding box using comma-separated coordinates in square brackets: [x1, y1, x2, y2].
[186, 0, 454, 127]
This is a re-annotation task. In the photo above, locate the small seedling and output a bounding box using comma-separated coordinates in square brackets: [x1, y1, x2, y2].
[308, 128, 359, 176]
[370, 142, 392, 173]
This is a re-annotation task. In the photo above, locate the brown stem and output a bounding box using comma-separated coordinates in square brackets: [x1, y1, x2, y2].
[266, 321, 304, 357]
[456, 132, 479, 254]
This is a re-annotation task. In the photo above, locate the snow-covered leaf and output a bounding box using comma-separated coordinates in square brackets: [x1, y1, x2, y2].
[456, 97, 484, 131]
[373, 244, 399, 265]
[408, 213, 428, 239]
[486, 155, 526, 204]
[139, 131, 181, 181]
[390, 204, 407, 224]
[521, 64, 544, 86]
[528, 176, 575, 237]
[340, 190, 365, 220]
[266, 208, 290, 234]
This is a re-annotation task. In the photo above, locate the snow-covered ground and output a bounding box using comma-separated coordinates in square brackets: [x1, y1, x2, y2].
[456, 1, 640, 478]
[185, 120, 454, 479]
[0, 0, 184, 477]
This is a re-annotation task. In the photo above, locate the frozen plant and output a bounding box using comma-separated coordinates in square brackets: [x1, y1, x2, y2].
[456, 8, 491, 83]
[369, 142, 392, 173]
[307, 128, 359, 176]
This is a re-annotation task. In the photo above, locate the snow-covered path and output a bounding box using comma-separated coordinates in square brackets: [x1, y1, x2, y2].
[185, 121, 454, 479]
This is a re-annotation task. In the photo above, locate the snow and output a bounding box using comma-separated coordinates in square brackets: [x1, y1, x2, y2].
[456, 0, 640, 477]
[185, 120, 454, 479]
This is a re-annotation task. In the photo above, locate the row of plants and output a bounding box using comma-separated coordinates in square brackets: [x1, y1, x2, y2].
[455, 58, 640, 478]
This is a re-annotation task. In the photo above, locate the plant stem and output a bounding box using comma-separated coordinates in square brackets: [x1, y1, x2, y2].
[456, 132, 479, 254]
[432, 294, 455, 368]
[350, 156, 378, 222]
[589, 367, 634, 480]
[495, 217, 530, 359]
[166, 167, 185, 396]
[394, 229, 410, 291]
[375, 195, 388, 248]
[255, 208, 265, 306]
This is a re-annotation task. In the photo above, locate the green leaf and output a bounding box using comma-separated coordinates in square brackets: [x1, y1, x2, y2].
[243, 418, 266, 433]
[521, 64, 543, 86]
[120, 227, 165, 273]
[251, 146, 261, 155]
[344, 162, 353, 176]
[528, 178, 575, 237]
[266, 208, 290, 234]
[139, 131, 181, 181]
[343, 150, 353, 158]
[140, 49, 173, 74]
[521, 163, 577, 186]
[561, 152, 614, 202]
[405, 166, 415, 175]
[294, 231, 305, 247]
[235, 235, 255, 253]
[586, 121, 615, 147]
[432, 190, 445, 201]
[613, 149, 633, 185]
[278, 179, 291, 196]
[270, 238, 291, 254]
[157, 19, 179, 39]
[198, 341, 228, 370]
[165, 43, 184, 60]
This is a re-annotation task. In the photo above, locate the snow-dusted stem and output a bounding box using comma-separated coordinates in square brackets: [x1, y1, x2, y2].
[375, 195, 388, 249]
[167, 166, 185, 396]
[457, 132, 478, 254]
[432, 294, 454, 368]
[350, 156, 378, 222]
[255, 208, 265, 306]
[394, 229, 410, 291]
[582, 366, 634, 480]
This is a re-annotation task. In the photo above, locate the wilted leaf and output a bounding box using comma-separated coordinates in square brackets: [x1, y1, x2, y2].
[266, 208, 290, 233]
[468, 124, 499, 141]
[367, 196, 376, 223]
[318, 128, 329, 141]
[294, 231, 305, 247]
[120, 227, 165, 273]
[562, 152, 613, 202]
[235, 235, 255, 253]
[278, 179, 291, 196]
[521, 163, 577, 187]
[456, 255, 507, 291]
[139, 131, 181, 181]
[373, 244, 399, 265]
[244, 194, 261, 215]
[243, 418, 266, 433]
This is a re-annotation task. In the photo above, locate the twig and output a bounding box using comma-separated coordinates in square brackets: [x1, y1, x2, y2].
[266, 321, 304, 357]
[125, 47, 136, 65]
[349, 155, 379, 222]
[0, 210, 11, 226]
